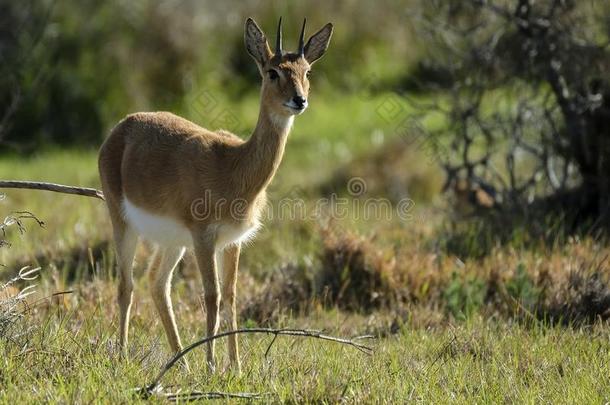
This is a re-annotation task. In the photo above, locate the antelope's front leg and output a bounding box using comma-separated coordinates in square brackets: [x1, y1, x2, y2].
[192, 233, 220, 372]
[223, 243, 241, 374]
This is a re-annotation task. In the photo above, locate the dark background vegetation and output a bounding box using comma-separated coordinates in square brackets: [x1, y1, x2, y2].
[0, 0, 413, 149]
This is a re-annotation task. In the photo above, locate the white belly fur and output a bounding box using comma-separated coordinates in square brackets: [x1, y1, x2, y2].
[122, 198, 260, 250]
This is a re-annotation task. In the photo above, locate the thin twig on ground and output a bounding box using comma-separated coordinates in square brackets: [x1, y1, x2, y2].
[165, 391, 265, 402]
[139, 328, 375, 399]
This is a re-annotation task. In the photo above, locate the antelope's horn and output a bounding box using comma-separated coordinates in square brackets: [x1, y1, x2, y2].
[298, 18, 307, 56]
[275, 17, 283, 56]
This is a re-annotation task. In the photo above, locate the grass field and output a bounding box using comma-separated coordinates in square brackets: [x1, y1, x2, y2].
[2, 303, 609, 403]
[1, 92, 610, 403]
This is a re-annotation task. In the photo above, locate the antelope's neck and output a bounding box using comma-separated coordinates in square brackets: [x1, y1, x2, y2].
[234, 106, 293, 200]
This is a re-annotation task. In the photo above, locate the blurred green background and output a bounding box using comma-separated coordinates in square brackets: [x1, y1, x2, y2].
[1, 0, 419, 151]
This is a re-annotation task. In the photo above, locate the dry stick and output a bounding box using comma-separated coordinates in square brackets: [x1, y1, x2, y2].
[165, 391, 264, 401]
[0, 180, 105, 200]
[143, 328, 374, 396]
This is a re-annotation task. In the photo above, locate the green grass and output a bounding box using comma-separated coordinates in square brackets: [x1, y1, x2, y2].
[2, 298, 609, 403]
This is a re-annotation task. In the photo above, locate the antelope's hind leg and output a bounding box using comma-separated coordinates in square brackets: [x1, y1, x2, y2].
[114, 223, 138, 355]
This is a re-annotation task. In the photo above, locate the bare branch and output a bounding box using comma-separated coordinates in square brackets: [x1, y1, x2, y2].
[0, 181, 104, 200]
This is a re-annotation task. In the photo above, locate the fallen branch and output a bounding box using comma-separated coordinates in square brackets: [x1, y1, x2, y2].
[164, 391, 265, 401]
[140, 328, 374, 398]
[0, 180, 104, 200]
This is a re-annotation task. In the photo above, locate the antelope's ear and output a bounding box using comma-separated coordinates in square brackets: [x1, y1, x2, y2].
[304, 23, 333, 65]
[245, 18, 272, 74]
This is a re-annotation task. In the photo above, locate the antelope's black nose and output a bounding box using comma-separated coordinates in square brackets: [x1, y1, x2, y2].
[293, 95, 307, 109]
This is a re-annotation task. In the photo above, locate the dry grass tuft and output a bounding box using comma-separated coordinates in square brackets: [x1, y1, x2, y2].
[241, 226, 410, 326]
[317, 227, 406, 311]
[0, 266, 40, 339]
[241, 223, 610, 329]
[241, 261, 314, 325]
[541, 256, 610, 325]
[0, 202, 44, 340]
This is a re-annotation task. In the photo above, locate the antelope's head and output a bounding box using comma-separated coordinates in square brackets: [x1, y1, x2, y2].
[245, 17, 333, 117]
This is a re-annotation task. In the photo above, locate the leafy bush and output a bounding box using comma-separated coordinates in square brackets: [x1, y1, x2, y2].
[506, 263, 539, 311]
[443, 272, 486, 320]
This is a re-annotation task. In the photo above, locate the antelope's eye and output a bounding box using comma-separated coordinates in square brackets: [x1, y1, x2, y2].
[306, 70, 311, 78]
[267, 69, 279, 80]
